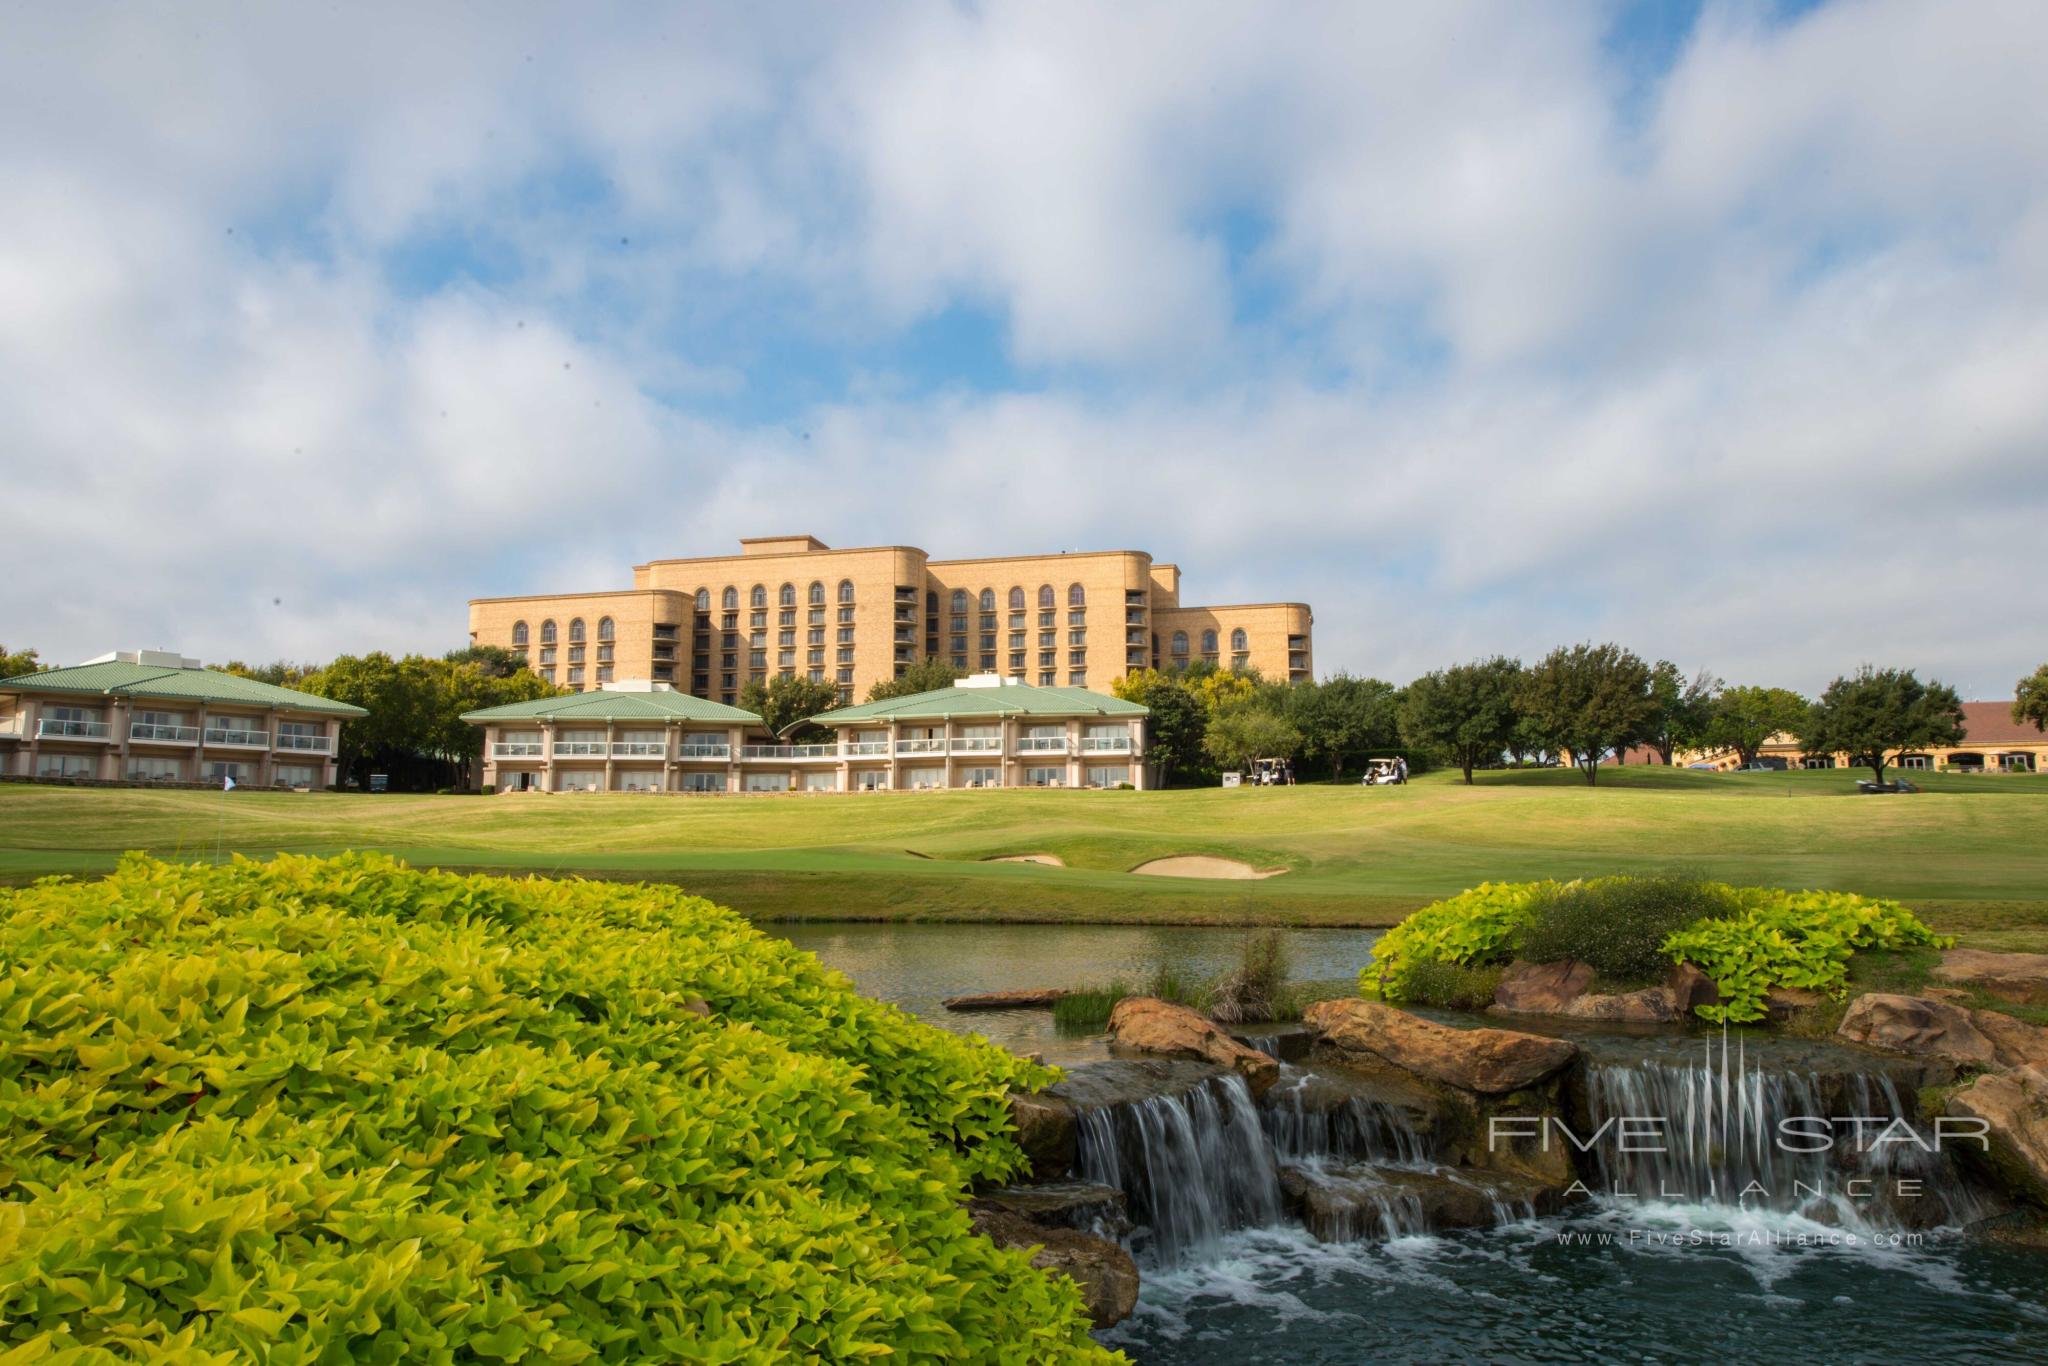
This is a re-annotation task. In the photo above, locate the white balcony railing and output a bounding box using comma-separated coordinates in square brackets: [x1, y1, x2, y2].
[677, 743, 731, 760]
[130, 722, 199, 743]
[276, 733, 332, 753]
[1081, 737, 1133, 752]
[841, 740, 889, 756]
[554, 741, 607, 756]
[493, 742, 545, 757]
[1017, 737, 1069, 753]
[610, 741, 666, 757]
[37, 718, 111, 739]
[895, 738, 947, 754]
[203, 727, 269, 747]
[951, 737, 1002, 752]
[740, 743, 837, 760]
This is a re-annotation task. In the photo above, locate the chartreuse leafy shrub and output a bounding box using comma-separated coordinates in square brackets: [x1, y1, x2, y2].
[0, 853, 1121, 1363]
[1360, 876, 1949, 1025]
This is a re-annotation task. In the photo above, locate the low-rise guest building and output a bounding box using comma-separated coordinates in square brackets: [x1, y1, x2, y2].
[1683, 701, 2045, 774]
[466, 674, 1149, 793]
[0, 650, 366, 788]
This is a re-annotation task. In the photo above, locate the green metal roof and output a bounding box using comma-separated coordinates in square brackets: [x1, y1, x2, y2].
[810, 683, 1148, 726]
[463, 689, 763, 725]
[0, 661, 367, 716]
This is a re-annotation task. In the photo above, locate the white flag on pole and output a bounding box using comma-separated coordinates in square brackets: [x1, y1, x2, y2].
[223, 775, 236, 791]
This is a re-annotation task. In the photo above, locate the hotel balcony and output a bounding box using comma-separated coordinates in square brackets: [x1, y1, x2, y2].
[129, 722, 199, 743]
[203, 727, 270, 747]
[275, 733, 333, 753]
[739, 743, 836, 760]
[842, 740, 889, 756]
[37, 718, 112, 740]
[1017, 737, 1069, 753]
[895, 737, 947, 754]
[554, 740, 607, 756]
[609, 740, 666, 757]
[493, 741, 546, 758]
[1081, 737, 1133, 753]
[950, 737, 1002, 753]
[677, 743, 731, 760]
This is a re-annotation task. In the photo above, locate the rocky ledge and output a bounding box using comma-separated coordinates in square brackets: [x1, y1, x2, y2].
[1304, 998, 1578, 1095]
[1491, 958, 1719, 1024]
[1107, 996, 1281, 1096]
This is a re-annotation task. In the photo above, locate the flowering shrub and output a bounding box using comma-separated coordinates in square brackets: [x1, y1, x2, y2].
[0, 853, 1115, 1362]
[1361, 876, 1949, 1025]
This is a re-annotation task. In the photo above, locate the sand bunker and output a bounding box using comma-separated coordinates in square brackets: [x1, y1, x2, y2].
[989, 853, 1067, 867]
[1130, 856, 1286, 880]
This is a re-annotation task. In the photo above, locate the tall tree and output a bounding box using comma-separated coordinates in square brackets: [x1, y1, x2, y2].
[738, 674, 843, 739]
[1202, 706, 1303, 774]
[2016, 663, 2048, 733]
[1518, 643, 1656, 786]
[215, 660, 315, 686]
[1287, 674, 1400, 780]
[865, 658, 963, 702]
[1113, 669, 1208, 786]
[1703, 685, 1810, 768]
[1643, 662, 1719, 765]
[1801, 666, 1966, 784]
[302, 650, 562, 790]
[0, 645, 44, 679]
[1400, 656, 1523, 785]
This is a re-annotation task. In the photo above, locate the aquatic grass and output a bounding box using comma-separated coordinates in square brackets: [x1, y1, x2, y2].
[1210, 930, 1291, 1024]
[1052, 982, 1136, 1035]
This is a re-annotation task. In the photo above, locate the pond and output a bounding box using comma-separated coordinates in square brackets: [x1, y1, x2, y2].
[769, 921, 1379, 1062]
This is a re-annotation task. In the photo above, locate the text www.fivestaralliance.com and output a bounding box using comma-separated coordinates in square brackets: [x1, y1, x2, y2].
[1553, 1228, 1928, 1249]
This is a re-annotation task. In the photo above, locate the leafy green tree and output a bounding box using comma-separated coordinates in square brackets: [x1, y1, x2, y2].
[303, 650, 562, 790]
[1801, 666, 1966, 784]
[444, 644, 534, 679]
[1202, 706, 1303, 774]
[1643, 662, 1719, 765]
[1401, 656, 1523, 785]
[1703, 684, 1810, 768]
[1113, 669, 1208, 786]
[0, 644, 45, 679]
[215, 659, 315, 686]
[1518, 643, 1656, 786]
[1288, 674, 1400, 780]
[739, 674, 843, 740]
[2016, 663, 2048, 733]
[866, 658, 964, 702]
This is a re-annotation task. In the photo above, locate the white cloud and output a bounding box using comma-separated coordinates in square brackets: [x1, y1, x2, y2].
[0, 0, 2042, 698]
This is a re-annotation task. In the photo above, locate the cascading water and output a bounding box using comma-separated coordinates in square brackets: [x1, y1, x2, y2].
[1576, 1049, 1990, 1228]
[1075, 1071, 1284, 1265]
[1259, 1067, 1431, 1169]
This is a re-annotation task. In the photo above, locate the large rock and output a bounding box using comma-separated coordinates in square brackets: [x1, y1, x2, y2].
[1007, 1090, 1077, 1180]
[1946, 1066, 2048, 1207]
[1973, 1010, 2048, 1070]
[1561, 985, 1681, 1025]
[1667, 963, 1721, 1015]
[1493, 960, 1594, 1014]
[973, 1181, 1129, 1239]
[1935, 951, 2048, 1008]
[943, 988, 1070, 1011]
[1276, 1162, 1567, 1243]
[1107, 997, 1280, 1097]
[967, 1203, 1140, 1329]
[1837, 993, 1997, 1067]
[1304, 999, 1578, 1095]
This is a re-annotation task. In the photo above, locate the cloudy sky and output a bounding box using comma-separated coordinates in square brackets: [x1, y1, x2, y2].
[3, 1, 2043, 696]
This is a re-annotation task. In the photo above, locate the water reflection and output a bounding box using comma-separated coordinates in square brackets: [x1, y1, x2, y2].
[767, 921, 1380, 1062]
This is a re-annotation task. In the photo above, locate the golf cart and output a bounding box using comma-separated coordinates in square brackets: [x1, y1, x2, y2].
[1249, 757, 1291, 786]
[1361, 758, 1403, 786]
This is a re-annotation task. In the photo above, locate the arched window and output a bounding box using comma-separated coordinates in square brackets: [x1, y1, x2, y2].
[510, 621, 529, 647]
[1068, 583, 1086, 607]
[1231, 628, 1248, 652]
[568, 617, 586, 643]
[926, 590, 938, 613]
[721, 586, 738, 611]
[597, 616, 614, 641]
[1171, 631, 1189, 656]
[838, 579, 855, 604]
[750, 585, 766, 609]
[540, 619, 557, 645]
[1008, 587, 1025, 610]
[978, 588, 995, 612]
[779, 583, 796, 607]
[808, 581, 825, 605]
[1200, 629, 1217, 654]
[950, 589, 968, 614]
[695, 588, 710, 612]
[1038, 584, 1054, 608]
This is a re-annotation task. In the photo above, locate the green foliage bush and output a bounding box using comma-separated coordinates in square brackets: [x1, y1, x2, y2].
[0, 853, 1117, 1362]
[1399, 960, 1508, 1011]
[1516, 875, 1738, 983]
[1361, 876, 1951, 1025]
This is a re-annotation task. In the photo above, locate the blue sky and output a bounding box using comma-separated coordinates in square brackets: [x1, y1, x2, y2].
[2, 0, 2044, 697]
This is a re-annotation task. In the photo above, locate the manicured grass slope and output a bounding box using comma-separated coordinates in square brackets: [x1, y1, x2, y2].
[1, 769, 2044, 940]
[0, 854, 1110, 1361]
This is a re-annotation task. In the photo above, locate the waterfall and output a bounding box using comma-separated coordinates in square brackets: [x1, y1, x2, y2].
[1578, 1052, 1988, 1228]
[1074, 1072, 1283, 1266]
[1259, 1067, 1431, 1168]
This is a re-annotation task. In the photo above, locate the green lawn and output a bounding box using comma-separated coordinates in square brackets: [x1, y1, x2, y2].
[3, 767, 2045, 943]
